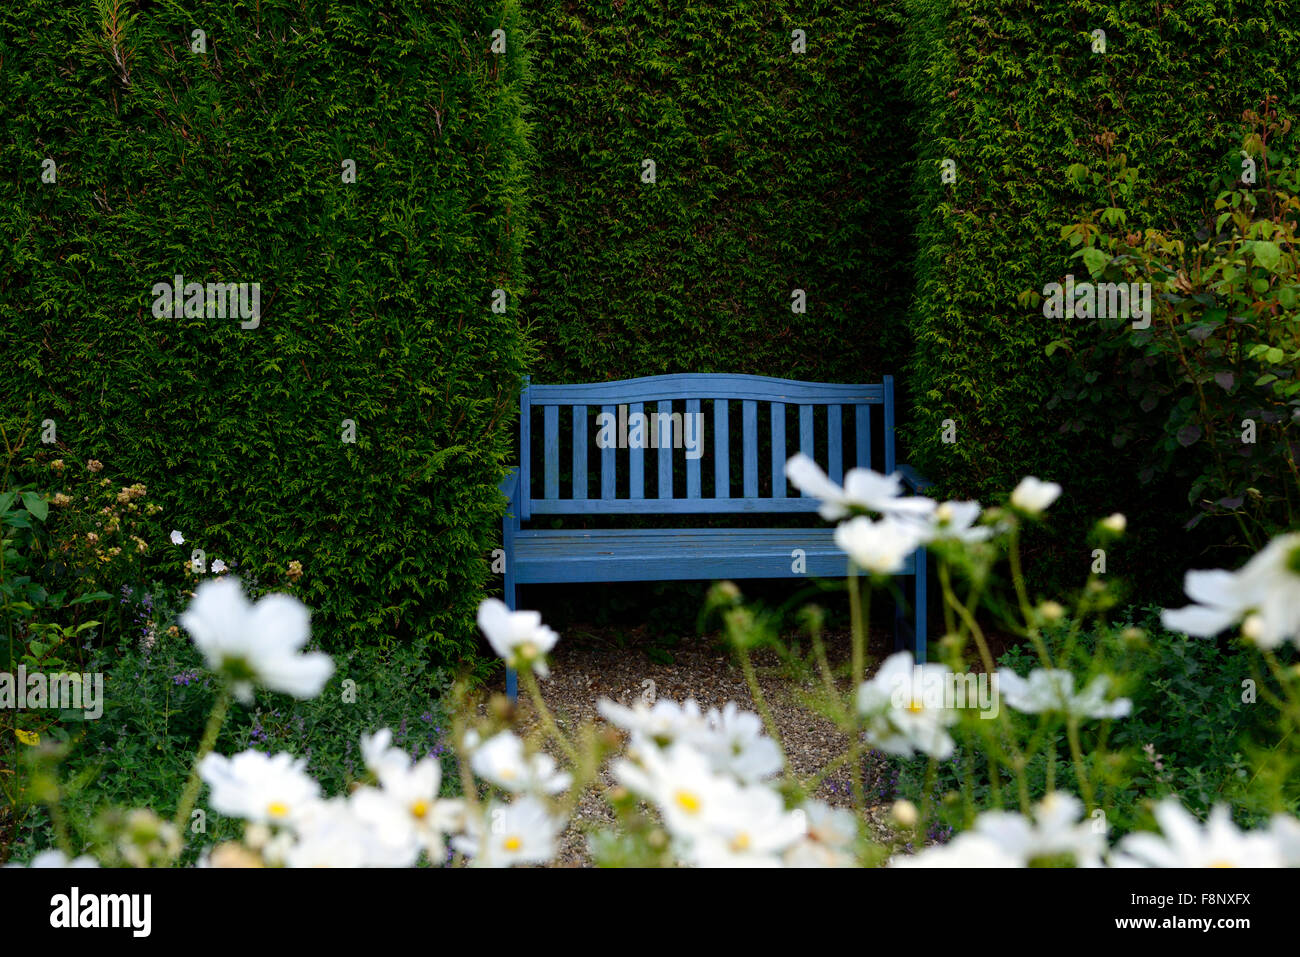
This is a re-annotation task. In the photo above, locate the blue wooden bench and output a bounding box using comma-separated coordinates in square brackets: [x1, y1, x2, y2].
[497, 373, 932, 698]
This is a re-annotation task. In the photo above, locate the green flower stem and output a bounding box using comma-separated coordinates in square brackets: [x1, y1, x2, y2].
[1065, 716, 1096, 811]
[1007, 527, 1054, 669]
[915, 755, 939, 840]
[846, 573, 871, 811]
[737, 644, 785, 756]
[173, 684, 231, 837]
[940, 566, 995, 676]
[808, 618, 840, 701]
[520, 667, 581, 767]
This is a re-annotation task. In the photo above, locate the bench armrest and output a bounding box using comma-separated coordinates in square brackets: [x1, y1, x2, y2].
[498, 467, 519, 506]
[897, 463, 934, 494]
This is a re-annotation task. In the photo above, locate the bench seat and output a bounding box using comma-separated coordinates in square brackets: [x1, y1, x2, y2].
[512, 527, 907, 583]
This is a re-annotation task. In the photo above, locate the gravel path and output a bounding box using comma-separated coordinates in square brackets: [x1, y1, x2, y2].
[487, 621, 906, 866]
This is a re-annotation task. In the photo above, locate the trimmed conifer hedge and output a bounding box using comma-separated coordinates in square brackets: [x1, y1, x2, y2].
[0, 1, 531, 658]
[520, 0, 915, 385]
[900, 0, 1300, 549]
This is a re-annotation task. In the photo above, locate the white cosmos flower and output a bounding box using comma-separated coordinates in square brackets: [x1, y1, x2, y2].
[597, 696, 708, 747]
[1111, 797, 1284, 867]
[612, 741, 733, 842]
[785, 453, 936, 522]
[889, 833, 1021, 867]
[1269, 814, 1300, 867]
[916, 500, 993, 544]
[198, 750, 322, 827]
[856, 652, 959, 760]
[286, 797, 417, 868]
[1161, 532, 1300, 650]
[996, 669, 1131, 720]
[1010, 476, 1062, 515]
[834, 515, 925, 575]
[470, 731, 571, 794]
[686, 783, 807, 868]
[4, 849, 99, 868]
[451, 796, 564, 868]
[179, 577, 334, 703]
[784, 799, 859, 868]
[170, 530, 185, 545]
[693, 702, 784, 784]
[972, 792, 1106, 867]
[210, 559, 228, 574]
[476, 599, 560, 676]
[352, 729, 464, 861]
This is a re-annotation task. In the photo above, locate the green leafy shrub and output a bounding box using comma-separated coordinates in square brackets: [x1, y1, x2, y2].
[1041, 103, 1300, 555]
[900, 0, 1300, 584]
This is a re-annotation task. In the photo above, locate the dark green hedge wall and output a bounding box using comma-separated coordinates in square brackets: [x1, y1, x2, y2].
[0, 1, 531, 658]
[521, 0, 915, 384]
[900, 0, 1300, 581]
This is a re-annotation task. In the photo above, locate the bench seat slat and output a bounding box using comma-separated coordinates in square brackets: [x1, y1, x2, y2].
[511, 527, 911, 583]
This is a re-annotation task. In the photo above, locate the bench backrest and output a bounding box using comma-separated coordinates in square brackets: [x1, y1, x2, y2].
[516, 373, 895, 520]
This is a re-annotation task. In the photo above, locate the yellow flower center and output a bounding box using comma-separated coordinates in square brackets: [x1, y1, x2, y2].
[267, 802, 289, 819]
[906, 699, 925, 714]
[503, 835, 522, 852]
[1210, 860, 1236, 868]
[674, 790, 702, 814]
[730, 832, 751, 852]
[411, 800, 430, 820]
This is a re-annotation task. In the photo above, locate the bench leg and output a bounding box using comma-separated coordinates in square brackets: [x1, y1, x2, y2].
[892, 548, 928, 662]
[504, 583, 518, 702]
[913, 546, 927, 663]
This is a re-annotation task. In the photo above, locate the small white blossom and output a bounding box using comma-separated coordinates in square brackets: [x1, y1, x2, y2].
[1010, 476, 1062, 515]
[785, 453, 936, 522]
[451, 796, 564, 868]
[198, 750, 322, 827]
[834, 515, 926, 575]
[996, 668, 1131, 720]
[856, 652, 959, 760]
[470, 731, 571, 795]
[1112, 797, 1285, 868]
[476, 599, 559, 676]
[179, 577, 334, 703]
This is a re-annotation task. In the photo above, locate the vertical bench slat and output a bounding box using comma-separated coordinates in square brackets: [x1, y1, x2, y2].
[629, 402, 644, 499]
[742, 400, 758, 498]
[543, 405, 559, 500]
[572, 405, 587, 500]
[601, 404, 615, 499]
[714, 400, 729, 498]
[658, 400, 673, 499]
[770, 402, 786, 498]
[798, 405, 814, 498]
[883, 374, 897, 476]
[519, 376, 531, 519]
[828, 404, 843, 484]
[855, 404, 872, 470]
[686, 399, 701, 498]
